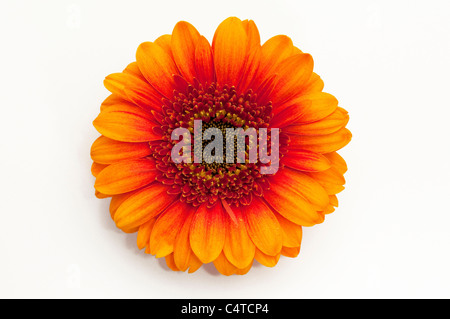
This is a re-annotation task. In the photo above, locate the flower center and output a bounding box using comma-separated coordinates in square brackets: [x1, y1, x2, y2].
[149, 81, 273, 207]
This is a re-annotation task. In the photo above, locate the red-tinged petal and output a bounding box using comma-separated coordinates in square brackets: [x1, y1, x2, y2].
[114, 183, 176, 230]
[137, 218, 156, 250]
[194, 36, 215, 84]
[212, 17, 247, 86]
[237, 46, 262, 95]
[281, 246, 300, 258]
[165, 253, 180, 271]
[213, 252, 238, 276]
[275, 213, 303, 248]
[136, 41, 179, 98]
[243, 197, 282, 256]
[104, 70, 163, 113]
[91, 162, 108, 177]
[94, 159, 157, 195]
[173, 212, 195, 271]
[149, 201, 194, 258]
[264, 174, 324, 226]
[271, 53, 314, 106]
[90, 136, 151, 164]
[324, 151, 348, 174]
[254, 248, 280, 267]
[275, 168, 330, 210]
[223, 206, 256, 269]
[284, 107, 349, 136]
[271, 92, 338, 127]
[255, 73, 277, 106]
[190, 202, 226, 263]
[124, 74, 164, 112]
[172, 21, 201, 83]
[283, 149, 331, 172]
[93, 104, 160, 143]
[154, 34, 174, 59]
[289, 128, 352, 153]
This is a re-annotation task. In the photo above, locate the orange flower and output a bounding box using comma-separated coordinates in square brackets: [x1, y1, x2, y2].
[91, 17, 351, 275]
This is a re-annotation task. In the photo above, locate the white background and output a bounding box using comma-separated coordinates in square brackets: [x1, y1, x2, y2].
[1, 0, 450, 299]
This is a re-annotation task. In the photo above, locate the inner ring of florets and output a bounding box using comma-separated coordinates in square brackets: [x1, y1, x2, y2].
[149, 81, 274, 207]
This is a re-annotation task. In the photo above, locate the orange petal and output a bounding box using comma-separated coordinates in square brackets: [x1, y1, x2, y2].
[194, 36, 215, 85]
[165, 253, 180, 271]
[223, 206, 256, 269]
[271, 92, 338, 127]
[109, 190, 138, 220]
[93, 104, 160, 143]
[323, 204, 335, 215]
[154, 34, 174, 59]
[94, 159, 157, 195]
[100, 94, 127, 111]
[276, 168, 329, 210]
[171, 21, 201, 83]
[307, 168, 346, 195]
[260, 35, 294, 79]
[284, 107, 349, 136]
[149, 201, 194, 258]
[329, 194, 339, 207]
[254, 248, 280, 267]
[137, 218, 156, 250]
[90, 136, 151, 164]
[213, 252, 238, 276]
[187, 253, 203, 273]
[264, 173, 323, 226]
[95, 190, 110, 199]
[234, 261, 253, 275]
[242, 19, 260, 51]
[190, 202, 226, 263]
[104, 73, 128, 100]
[324, 151, 348, 174]
[173, 212, 196, 271]
[271, 53, 314, 106]
[123, 61, 146, 81]
[91, 162, 108, 177]
[114, 183, 176, 230]
[136, 41, 179, 98]
[303, 72, 324, 94]
[275, 213, 303, 248]
[283, 149, 331, 172]
[289, 127, 352, 153]
[212, 17, 247, 86]
[243, 197, 282, 256]
[281, 246, 300, 258]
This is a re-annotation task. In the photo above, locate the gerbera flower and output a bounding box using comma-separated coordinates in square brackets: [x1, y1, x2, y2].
[91, 17, 351, 275]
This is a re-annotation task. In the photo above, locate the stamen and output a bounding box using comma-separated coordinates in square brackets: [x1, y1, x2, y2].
[149, 81, 273, 207]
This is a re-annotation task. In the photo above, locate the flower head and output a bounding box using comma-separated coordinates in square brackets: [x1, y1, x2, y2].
[91, 17, 351, 275]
